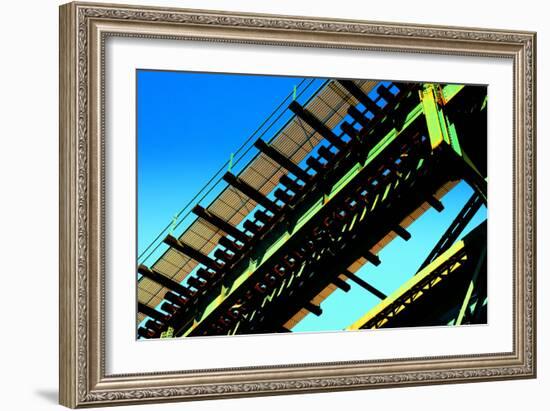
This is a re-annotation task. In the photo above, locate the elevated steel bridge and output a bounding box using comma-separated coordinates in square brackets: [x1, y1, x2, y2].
[137, 78, 487, 339]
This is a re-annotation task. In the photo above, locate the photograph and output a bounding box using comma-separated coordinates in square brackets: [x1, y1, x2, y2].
[135, 72, 488, 339]
[57, 2, 536, 407]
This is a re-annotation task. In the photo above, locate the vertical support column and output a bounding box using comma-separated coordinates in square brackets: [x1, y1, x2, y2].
[419, 84, 462, 156]
[420, 84, 487, 202]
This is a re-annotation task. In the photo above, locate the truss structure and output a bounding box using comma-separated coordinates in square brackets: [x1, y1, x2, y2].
[136, 78, 488, 339]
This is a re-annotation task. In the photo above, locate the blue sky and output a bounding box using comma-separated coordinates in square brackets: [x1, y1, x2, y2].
[137, 70, 486, 333]
[137, 70, 325, 265]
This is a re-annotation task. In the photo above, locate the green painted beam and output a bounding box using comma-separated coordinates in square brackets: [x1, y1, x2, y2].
[420, 83, 464, 156]
[347, 239, 468, 330]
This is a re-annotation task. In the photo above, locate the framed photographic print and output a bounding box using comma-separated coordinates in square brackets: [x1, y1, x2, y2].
[59, 2, 537, 408]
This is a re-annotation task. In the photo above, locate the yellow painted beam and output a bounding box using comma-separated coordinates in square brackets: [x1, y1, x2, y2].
[347, 239, 467, 330]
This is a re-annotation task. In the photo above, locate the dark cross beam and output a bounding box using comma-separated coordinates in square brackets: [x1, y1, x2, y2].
[304, 301, 323, 317]
[363, 250, 381, 266]
[164, 291, 188, 307]
[288, 100, 347, 150]
[376, 85, 396, 104]
[218, 236, 243, 254]
[340, 122, 361, 142]
[164, 234, 222, 272]
[427, 195, 444, 212]
[254, 209, 272, 225]
[318, 145, 336, 162]
[213, 248, 233, 264]
[279, 174, 303, 194]
[345, 270, 387, 300]
[393, 224, 411, 241]
[160, 302, 178, 315]
[196, 268, 217, 281]
[243, 220, 262, 235]
[223, 172, 280, 213]
[188, 276, 207, 290]
[254, 139, 311, 182]
[305, 156, 326, 173]
[138, 264, 191, 297]
[192, 205, 249, 243]
[337, 80, 381, 115]
[138, 302, 168, 323]
[347, 106, 371, 128]
[137, 327, 155, 339]
[145, 320, 164, 333]
[273, 188, 293, 205]
[332, 277, 351, 292]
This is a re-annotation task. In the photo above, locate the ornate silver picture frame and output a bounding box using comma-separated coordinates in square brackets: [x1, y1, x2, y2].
[59, 2, 536, 408]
